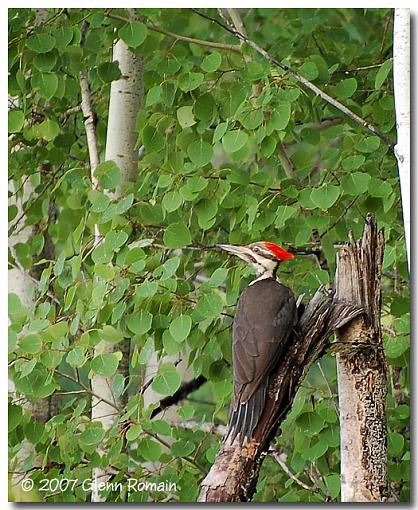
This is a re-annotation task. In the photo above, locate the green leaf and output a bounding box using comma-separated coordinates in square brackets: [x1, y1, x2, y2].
[138, 439, 162, 461]
[171, 440, 196, 457]
[169, 314, 192, 342]
[66, 347, 87, 368]
[187, 139, 213, 166]
[302, 440, 328, 460]
[261, 135, 277, 158]
[101, 325, 124, 344]
[112, 373, 125, 399]
[34, 119, 60, 141]
[208, 267, 228, 286]
[342, 154, 365, 171]
[201, 52, 222, 72]
[98, 62, 122, 83]
[213, 122, 228, 144]
[126, 424, 142, 442]
[375, 59, 393, 89]
[341, 172, 371, 195]
[177, 106, 196, 128]
[300, 61, 319, 80]
[126, 310, 153, 336]
[324, 474, 340, 499]
[239, 109, 264, 130]
[388, 431, 404, 456]
[54, 26, 73, 51]
[33, 51, 57, 72]
[118, 23, 148, 48]
[20, 333, 42, 354]
[274, 205, 298, 228]
[310, 185, 340, 210]
[105, 230, 128, 251]
[79, 425, 105, 447]
[88, 190, 110, 213]
[31, 72, 58, 100]
[64, 285, 77, 310]
[26, 32, 55, 53]
[91, 353, 120, 377]
[145, 85, 162, 107]
[334, 77, 357, 99]
[162, 330, 182, 355]
[271, 102, 291, 131]
[384, 334, 409, 359]
[163, 222, 191, 248]
[42, 321, 68, 342]
[142, 125, 164, 152]
[138, 337, 154, 365]
[368, 177, 392, 198]
[355, 136, 380, 153]
[296, 412, 325, 436]
[222, 130, 248, 153]
[152, 365, 181, 396]
[178, 72, 204, 92]
[9, 403, 23, 432]
[8, 110, 24, 133]
[194, 93, 216, 121]
[196, 292, 224, 319]
[9, 293, 22, 315]
[94, 160, 122, 190]
[162, 191, 182, 213]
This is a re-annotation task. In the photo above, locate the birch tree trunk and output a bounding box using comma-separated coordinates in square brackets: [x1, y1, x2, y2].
[89, 33, 143, 503]
[8, 9, 52, 495]
[393, 9, 410, 270]
[335, 215, 388, 501]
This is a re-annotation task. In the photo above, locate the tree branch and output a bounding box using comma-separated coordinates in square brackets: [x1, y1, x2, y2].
[192, 9, 395, 149]
[105, 11, 241, 53]
[151, 375, 207, 419]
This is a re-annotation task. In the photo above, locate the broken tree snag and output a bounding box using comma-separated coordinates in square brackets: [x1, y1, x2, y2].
[198, 287, 360, 502]
[335, 214, 388, 502]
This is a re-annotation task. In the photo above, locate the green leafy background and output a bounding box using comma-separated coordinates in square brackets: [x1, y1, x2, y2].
[8, 8, 409, 503]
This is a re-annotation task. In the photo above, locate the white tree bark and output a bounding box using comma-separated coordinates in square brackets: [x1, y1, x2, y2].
[105, 39, 144, 193]
[90, 37, 143, 503]
[393, 9, 410, 270]
[8, 10, 50, 497]
[335, 218, 388, 502]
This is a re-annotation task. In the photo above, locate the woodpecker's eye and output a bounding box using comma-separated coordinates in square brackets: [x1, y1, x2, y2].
[252, 246, 261, 253]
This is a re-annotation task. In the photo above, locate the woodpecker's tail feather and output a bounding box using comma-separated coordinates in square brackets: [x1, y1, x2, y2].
[225, 382, 267, 445]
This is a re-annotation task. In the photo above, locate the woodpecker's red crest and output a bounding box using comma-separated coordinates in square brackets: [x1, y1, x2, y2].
[263, 242, 294, 261]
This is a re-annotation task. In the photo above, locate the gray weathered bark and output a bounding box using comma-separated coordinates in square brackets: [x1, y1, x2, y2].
[335, 215, 388, 502]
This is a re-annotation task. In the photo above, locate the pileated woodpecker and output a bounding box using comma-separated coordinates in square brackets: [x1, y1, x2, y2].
[218, 241, 297, 444]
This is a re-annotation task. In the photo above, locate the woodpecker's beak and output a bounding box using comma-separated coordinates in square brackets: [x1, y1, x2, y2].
[217, 244, 253, 263]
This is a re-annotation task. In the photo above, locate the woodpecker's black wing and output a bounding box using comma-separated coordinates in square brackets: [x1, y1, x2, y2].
[227, 278, 297, 444]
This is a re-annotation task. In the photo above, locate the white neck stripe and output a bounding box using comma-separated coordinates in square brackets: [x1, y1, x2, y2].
[249, 270, 274, 286]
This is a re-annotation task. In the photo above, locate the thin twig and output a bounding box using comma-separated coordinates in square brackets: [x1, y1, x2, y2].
[143, 429, 207, 475]
[192, 9, 395, 150]
[54, 370, 121, 413]
[272, 451, 322, 495]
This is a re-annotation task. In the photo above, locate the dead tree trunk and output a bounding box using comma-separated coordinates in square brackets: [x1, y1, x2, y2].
[335, 215, 388, 501]
[198, 214, 386, 502]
